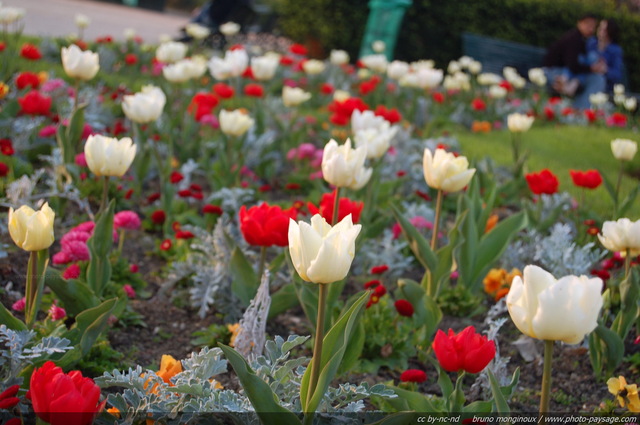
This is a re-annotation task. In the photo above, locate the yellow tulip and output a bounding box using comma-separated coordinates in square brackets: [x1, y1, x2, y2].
[8, 202, 55, 251]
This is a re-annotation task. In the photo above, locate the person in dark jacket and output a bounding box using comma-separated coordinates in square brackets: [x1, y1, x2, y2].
[543, 14, 606, 109]
[585, 19, 624, 93]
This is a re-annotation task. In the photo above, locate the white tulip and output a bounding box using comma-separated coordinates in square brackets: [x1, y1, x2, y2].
[507, 265, 603, 344]
[351, 109, 387, 133]
[611, 139, 637, 161]
[387, 60, 409, 80]
[458, 56, 473, 68]
[467, 60, 482, 75]
[61, 44, 100, 81]
[589, 92, 609, 107]
[372, 40, 386, 53]
[84, 135, 137, 177]
[302, 59, 325, 75]
[288, 214, 361, 284]
[477, 73, 502, 86]
[333, 90, 350, 102]
[598, 218, 640, 255]
[447, 60, 461, 74]
[423, 148, 475, 193]
[0, 7, 25, 25]
[163, 58, 206, 83]
[624, 97, 637, 111]
[489, 85, 507, 99]
[75, 13, 90, 29]
[251, 55, 279, 81]
[330, 49, 349, 66]
[507, 113, 535, 133]
[123, 28, 136, 40]
[359, 54, 388, 73]
[354, 124, 397, 159]
[122, 85, 166, 124]
[322, 139, 372, 190]
[528, 68, 547, 86]
[155, 41, 187, 64]
[219, 21, 240, 36]
[614, 84, 625, 96]
[185, 23, 210, 40]
[219, 109, 254, 137]
[282, 86, 311, 107]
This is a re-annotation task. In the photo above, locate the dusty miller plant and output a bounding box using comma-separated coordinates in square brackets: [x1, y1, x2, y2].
[233, 272, 271, 361]
[96, 335, 395, 424]
[502, 222, 604, 276]
[0, 325, 72, 391]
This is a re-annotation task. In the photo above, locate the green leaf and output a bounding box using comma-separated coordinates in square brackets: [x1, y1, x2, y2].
[66, 104, 86, 156]
[386, 385, 440, 412]
[463, 400, 493, 413]
[432, 211, 467, 298]
[302, 291, 368, 414]
[612, 268, 640, 339]
[268, 283, 299, 319]
[471, 211, 527, 290]
[0, 302, 27, 331]
[86, 200, 115, 296]
[617, 185, 640, 217]
[229, 246, 259, 306]
[219, 344, 301, 424]
[45, 269, 100, 316]
[391, 204, 436, 272]
[593, 324, 625, 376]
[337, 319, 365, 375]
[598, 167, 618, 205]
[488, 368, 510, 414]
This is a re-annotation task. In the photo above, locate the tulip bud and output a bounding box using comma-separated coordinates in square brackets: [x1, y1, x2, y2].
[219, 21, 240, 36]
[74, 13, 90, 29]
[598, 218, 640, 255]
[611, 138, 637, 161]
[321, 138, 372, 190]
[84, 135, 137, 177]
[61, 44, 99, 81]
[507, 113, 535, 133]
[251, 55, 279, 81]
[185, 23, 210, 40]
[330, 49, 349, 66]
[423, 148, 475, 193]
[155, 41, 187, 64]
[302, 59, 325, 75]
[506, 265, 603, 344]
[528, 68, 547, 86]
[219, 109, 254, 137]
[8, 202, 55, 251]
[288, 214, 361, 284]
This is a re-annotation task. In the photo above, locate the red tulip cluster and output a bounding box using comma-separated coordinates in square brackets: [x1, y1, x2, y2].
[525, 169, 559, 195]
[239, 202, 298, 247]
[432, 326, 496, 374]
[307, 192, 364, 224]
[569, 169, 602, 189]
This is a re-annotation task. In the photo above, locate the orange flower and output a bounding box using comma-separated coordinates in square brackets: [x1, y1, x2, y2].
[228, 323, 241, 347]
[484, 214, 499, 233]
[471, 120, 491, 133]
[483, 268, 506, 295]
[0, 82, 8, 100]
[495, 287, 510, 301]
[506, 268, 522, 284]
[157, 354, 182, 384]
[107, 407, 121, 418]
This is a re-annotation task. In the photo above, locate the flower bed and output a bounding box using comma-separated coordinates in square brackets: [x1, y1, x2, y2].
[0, 7, 639, 425]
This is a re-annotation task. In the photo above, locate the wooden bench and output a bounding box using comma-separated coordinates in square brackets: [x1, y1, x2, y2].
[461, 32, 546, 77]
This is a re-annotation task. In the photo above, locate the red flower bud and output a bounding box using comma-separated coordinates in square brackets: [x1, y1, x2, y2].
[399, 369, 426, 383]
[394, 299, 414, 317]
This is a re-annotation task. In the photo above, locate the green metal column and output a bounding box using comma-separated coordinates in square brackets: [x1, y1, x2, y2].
[359, 0, 412, 60]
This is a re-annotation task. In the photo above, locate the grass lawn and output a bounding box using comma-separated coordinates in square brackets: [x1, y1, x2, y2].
[454, 125, 640, 218]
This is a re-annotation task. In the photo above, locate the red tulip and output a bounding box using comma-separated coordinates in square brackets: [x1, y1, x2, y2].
[0, 138, 14, 156]
[307, 192, 364, 224]
[289, 43, 308, 56]
[188, 92, 219, 121]
[18, 90, 51, 116]
[471, 98, 486, 111]
[16, 72, 41, 90]
[525, 169, 559, 195]
[212, 83, 234, 99]
[239, 203, 297, 247]
[244, 83, 264, 98]
[432, 326, 496, 374]
[569, 169, 602, 189]
[29, 361, 105, 425]
[374, 105, 402, 124]
[20, 43, 42, 60]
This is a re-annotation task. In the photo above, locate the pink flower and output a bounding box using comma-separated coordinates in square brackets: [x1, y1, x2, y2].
[62, 264, 81, 280]
[114, 211, 141, 231]
[12, 297, 26, 312]
[199, 113, 219, 128]
[62, 241, 91, 262]
[61, 231, 91, 246]
[41, 78, 65, 92]
[38, 125, 57, 138]
[48, 304, 66, 320]
[129, 264, 139, 273]
[73, 221, 95, 234]
[52, 251, 72, 265]
[123, 284, 136, 299]
[296, 143, 317, 160]
[286, 147, 298, 160]
[75, 153, 88, 167]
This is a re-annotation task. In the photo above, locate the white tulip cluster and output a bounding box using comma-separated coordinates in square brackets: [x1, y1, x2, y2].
[321, 139, 372, 190]
[208, 48, 249, 80]
[351, 110, 398, 159]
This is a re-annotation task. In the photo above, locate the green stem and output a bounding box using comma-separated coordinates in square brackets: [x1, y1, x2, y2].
[615, 160, 624, 207]
[117, 228, 125, 256]
[331, 187, 341, 225]
[307, 283, 328, 411]
[25, 251, 38, 329]
[99, 176, 109, 215]
[624, 248, 631, 281]
[257, 246, 267, 281]
[73, 79, 80, 112]
[426, 189, 443, 297]
[539, 340, 554, 416]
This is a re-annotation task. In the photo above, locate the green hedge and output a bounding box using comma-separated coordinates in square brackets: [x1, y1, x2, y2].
[274, 0, 640, 91]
